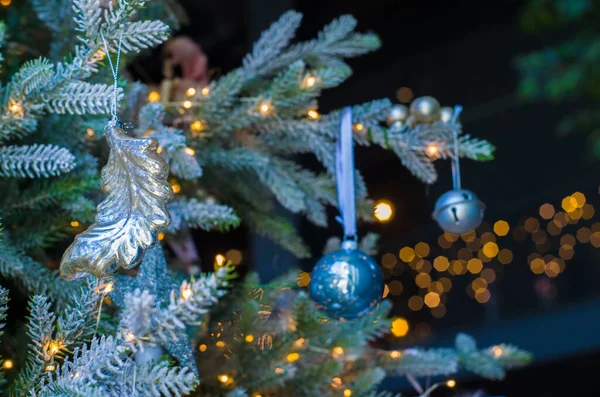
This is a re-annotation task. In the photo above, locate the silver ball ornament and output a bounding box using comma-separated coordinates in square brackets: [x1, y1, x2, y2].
[309, 240, 383, 320]
[432, 189, 485, 234]
[386, 104, 409, 126]
[409, 96, 441, 123]
[135, 344, 164, 365]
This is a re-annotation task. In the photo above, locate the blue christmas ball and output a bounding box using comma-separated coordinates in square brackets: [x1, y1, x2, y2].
[309, 240, 383, 320]
[432, 189, 485, 234]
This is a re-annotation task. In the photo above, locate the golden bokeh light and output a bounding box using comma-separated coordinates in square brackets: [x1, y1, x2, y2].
[415, 242, 430, 257]
[374, 201, 394, 222]
[391, 317, 410, 337]
[148, 91, 160, 103]
[408, 296, 423, 311]
[467, 258, 483, 274]
[433, 256, 449, 272]
[493, 220, 510, 236]
[424, 292, 440, 308]
[399, 247, 415, 263]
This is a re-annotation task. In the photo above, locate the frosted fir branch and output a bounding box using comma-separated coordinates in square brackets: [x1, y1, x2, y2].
[30, 0, 68, 33]
[0, 144, 76, 178]
[379, 333, 531, 380]
[243, 11, 302, 72]
[148, 128, 202, 180]
[11, 59, 54, 96]
[36, 336, 128, 396]
[0, 241, 76, 307]
[57, 281, 102, 349]
[0, 0, 168, 141]
[47, 82, 117, 115]
[166, 198, 240, 233]
[132, 360, 197, 396]
[12, 296, 56, 395]
[0, 286, 8, 337]
[120, 265, 233, 350]
[119, 20, 170, 53]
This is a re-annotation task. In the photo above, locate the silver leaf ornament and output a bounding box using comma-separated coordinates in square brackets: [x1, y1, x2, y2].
[60, 119, 173, 280]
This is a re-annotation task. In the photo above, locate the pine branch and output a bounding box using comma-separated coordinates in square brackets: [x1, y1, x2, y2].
[0, 241, 76, 307]
[0, 144, 76, 178]
[0, 286, 8, 337]
[12, 296, 56, 395]
[46, 82, 116, 115]
[166, 198, 240, 233]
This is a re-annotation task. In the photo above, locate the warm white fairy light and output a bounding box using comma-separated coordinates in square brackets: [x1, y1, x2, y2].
[446, 379, 456, 388]
[215, 254, 226, 266]
[183, 100, 193, 109]
[184, 147, 195, 156]
[181, 284, 193, 301]
[2, 359, 13, 369]
[307, 109, 319, 120]
[201, 87, 210, 96]
[186, 87, 197, 97]
[302, 75, 317, 88]
[148, 91, 160, 103]
[191, 120, 204, 133]
[426, 144, 439, 158]
[258, 101, 272, 116]
[71, 220, 80, 228]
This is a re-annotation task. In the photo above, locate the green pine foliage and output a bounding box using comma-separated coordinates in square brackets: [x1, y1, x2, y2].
[516, 0, 600, 157]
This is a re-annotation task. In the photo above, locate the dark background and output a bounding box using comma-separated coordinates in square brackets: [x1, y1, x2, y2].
[137, 1, 600, 395]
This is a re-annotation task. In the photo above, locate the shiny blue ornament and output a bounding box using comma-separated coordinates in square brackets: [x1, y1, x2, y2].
[432, 189, 485, 234]
[309, 240, 383, 320]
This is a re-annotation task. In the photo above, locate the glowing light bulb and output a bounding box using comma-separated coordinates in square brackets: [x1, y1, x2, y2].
[426, 144, 439, 158]
[303, 75, 317, 88]
[184, 147, 195, 156]
[181, 285, 193, 301]
[171, 181, 181, 194]
[148, 91, 160, 103]
[245, 334, 254, 343]
[125, 332, 136, 342]
[199, 344, 207, 352]
[307, 109, 319, 120]
[201, 87, 210, 96]
[446, 379, 456, 388]
[215, 254, 226, 266]
[186, 87, 196, 97]
[374, 201, 394, 222]
[102, 282, 114, 294]
[71, 220, 80, 228]
[216, 341, 225, 348]
[48, 341, 61, 355]
[2, 359, 13, 369]
[191, 120, 204, 133]
[1, 0, 12, 7]
[389, 350, 401, 359]
[259, 101, 272, 116]
[275, 367, 285, 374]
[353, 123, 364, 132]
[158, 232, 165, 241]
[183, 100, 192, 109]
[287, 352, 300, 362]
[44, 364, 56, 372]
[344, 389, 352, 397]
[492, 346, 503, 357]
[86, 128, 95, 137]
[332, 346, 344, 357]
[157, 146, 163, 154]
[218, 374, 229, 384]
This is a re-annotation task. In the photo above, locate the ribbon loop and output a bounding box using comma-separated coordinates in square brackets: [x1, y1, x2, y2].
[336, 107, 357, 240]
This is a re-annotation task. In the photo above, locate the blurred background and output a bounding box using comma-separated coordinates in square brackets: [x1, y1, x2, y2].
[29, 0, 600, 395]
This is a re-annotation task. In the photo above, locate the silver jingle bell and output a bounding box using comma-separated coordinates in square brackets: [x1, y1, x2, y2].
[432, 189, 485, 234]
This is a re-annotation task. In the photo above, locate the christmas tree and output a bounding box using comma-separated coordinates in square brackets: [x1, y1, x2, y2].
[0, 1, 530, 395]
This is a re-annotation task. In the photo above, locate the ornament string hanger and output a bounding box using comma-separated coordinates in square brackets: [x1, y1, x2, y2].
[450, 105, 463, 190]
[100, 28, 124, 121]
[335, 107, 357, 243]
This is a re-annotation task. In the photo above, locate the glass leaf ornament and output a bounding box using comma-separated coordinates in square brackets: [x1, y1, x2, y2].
[60, 119, 173, 280]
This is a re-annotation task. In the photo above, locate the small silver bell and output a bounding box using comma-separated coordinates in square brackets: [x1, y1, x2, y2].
[432, 189, 485, 234]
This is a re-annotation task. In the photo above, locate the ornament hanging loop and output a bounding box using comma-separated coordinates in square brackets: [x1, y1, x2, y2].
[450, 105, 463, 190]
[100, 27, 125, 121]
[336, 107, 357, 241]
